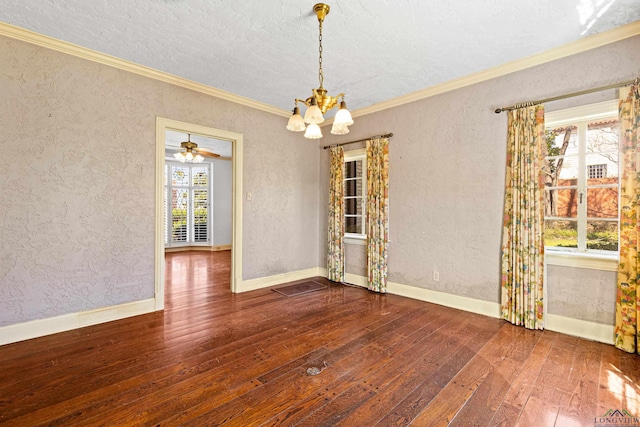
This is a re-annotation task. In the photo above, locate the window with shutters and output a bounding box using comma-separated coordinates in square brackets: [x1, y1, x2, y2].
[164, 162, 211, 247]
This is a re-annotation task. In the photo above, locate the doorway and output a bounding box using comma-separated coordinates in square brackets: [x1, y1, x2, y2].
[155, 117, 243, 310]
[164, 131, 232, 250]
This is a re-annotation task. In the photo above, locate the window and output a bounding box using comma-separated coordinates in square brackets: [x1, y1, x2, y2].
[544, 100, 619, 254]
[164, 162, 211, 247]
[587, 164, 607, 179]
[344, 149, 366, 240]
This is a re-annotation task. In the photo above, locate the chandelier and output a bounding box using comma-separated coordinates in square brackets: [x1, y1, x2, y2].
[286, 3, 353, 139]
[173, 134, 204, 163]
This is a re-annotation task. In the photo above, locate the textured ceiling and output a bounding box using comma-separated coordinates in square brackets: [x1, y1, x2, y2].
[1, 1, 639, 115]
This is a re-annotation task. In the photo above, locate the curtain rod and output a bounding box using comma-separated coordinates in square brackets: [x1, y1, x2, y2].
[322, 133, 393, 150]
[494, 78, 638, 113]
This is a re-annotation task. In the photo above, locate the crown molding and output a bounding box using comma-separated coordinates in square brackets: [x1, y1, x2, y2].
[2, 19, 638, 121]
[350, 20, 640, 119]
[0, 21, 291, 118]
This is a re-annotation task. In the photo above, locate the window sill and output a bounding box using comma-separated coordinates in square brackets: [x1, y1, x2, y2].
[545, 249, 618, 271]
[345, 236, 366, 246]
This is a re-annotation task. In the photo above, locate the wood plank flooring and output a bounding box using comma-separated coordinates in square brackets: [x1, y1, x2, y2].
[1, 250, 638, 426]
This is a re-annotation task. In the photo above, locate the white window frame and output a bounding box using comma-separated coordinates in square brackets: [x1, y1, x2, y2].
[165, 161, 212, 248]
[544, 100, 619, 270]
[344, 149, 367, 245]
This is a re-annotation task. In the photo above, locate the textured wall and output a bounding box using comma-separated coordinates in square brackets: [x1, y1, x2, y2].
[212, 159, 232, 246]
[0, 35, 319, 326]
[345, 243, 367, 278]
[320, 36, 639, 321]
[547, 266, 616, 325]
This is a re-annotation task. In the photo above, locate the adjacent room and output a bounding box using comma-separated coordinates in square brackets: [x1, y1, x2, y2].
[1, 1, 639, 425]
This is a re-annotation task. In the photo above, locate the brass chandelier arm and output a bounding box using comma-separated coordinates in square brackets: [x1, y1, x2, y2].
[295, 91, 344, 110]
[312, 90, 342, 113]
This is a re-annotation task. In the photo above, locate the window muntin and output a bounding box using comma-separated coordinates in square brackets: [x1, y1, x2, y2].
[344, 150, 366, 239]
[543, 101, 619, 253]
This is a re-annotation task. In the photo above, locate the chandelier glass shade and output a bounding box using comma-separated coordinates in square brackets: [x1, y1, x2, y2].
[303, 98, 325, 124]
[330, 122, 349, 135]
[287, 3, 353, 139]
[286, 107, 306, 132]
[304, 123, 323, 139]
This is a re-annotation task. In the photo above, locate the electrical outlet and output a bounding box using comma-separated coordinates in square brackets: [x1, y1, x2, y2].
[246, 192, 252, 201]
[433, 270, 440, 282]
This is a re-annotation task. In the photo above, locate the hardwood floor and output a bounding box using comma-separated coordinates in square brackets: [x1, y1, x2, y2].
[1, 251, 638, 426]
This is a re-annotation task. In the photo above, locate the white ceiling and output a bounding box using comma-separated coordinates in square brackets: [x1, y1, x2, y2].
[1, 1, 639, 115]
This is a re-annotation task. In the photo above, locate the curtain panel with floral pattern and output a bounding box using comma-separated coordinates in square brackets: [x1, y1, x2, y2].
[501, 105, 546, 330]
[616, 82, 640, 354]
[327, 146, 345, 282]
[366, 137, 389, 293]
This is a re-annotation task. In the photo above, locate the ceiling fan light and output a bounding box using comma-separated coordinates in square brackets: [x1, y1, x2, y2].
[173, 152, 183, 161]
[330, 122, 350, 135]
[286, 107, 306, 132]
[185, 151, 194, 161]
[334, 100, 354, 126]
[303, 98, 325, 124]
[194, 154, 204, 163]
[304, 122, 323, 139]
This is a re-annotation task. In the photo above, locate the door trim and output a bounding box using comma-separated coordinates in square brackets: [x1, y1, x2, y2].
[155, 117, 243, 309]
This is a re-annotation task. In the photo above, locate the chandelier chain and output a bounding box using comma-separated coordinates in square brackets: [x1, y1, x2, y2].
[318, 18, 324, 89]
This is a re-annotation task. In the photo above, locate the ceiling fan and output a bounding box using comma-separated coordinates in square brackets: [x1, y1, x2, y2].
[171, 134, 220, 163]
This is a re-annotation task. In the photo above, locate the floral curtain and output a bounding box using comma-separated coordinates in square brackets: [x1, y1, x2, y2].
[616, 82, 640, 354]
[366, 137, 390, 293]
[327, 146, 345, 282]
[500, 104, 546, 330]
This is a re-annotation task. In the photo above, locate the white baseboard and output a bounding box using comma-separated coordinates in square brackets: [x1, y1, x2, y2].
[237, 267, 325, 293]
[387, 280, 502, 319]
[345, 272, 367, 287]
[336, 271, 501, 318]
[165, 244, 231, 253]
[329, 272, 615, 345]
[545, 314, 614, 345]
[1, 272, 613, 347]
[0, 298, 156, 346]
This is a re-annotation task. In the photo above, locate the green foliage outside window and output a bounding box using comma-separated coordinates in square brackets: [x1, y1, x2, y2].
[544, 223, 618, 251]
